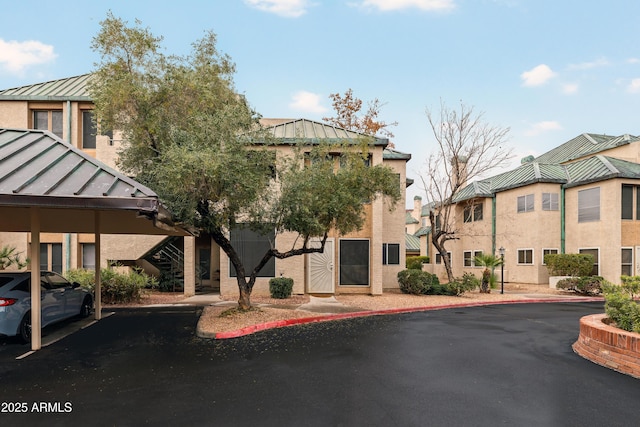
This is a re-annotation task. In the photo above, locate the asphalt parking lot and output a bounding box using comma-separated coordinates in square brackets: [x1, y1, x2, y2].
[1, 301, 638, 427]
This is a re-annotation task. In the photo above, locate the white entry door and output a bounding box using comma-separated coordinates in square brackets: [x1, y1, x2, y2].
[307, 239, 334, 294]
[635, 246, 640, 276]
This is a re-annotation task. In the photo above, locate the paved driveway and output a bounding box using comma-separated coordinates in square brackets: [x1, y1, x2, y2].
[1, 302, 638, 426]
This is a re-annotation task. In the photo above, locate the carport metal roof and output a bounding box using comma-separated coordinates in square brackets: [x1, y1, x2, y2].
[0, 128, 189, 351]
[0, 128, 182, 235]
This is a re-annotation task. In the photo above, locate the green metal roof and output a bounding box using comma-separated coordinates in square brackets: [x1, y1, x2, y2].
[261, 118, 389, 146]
[456, 154, 640, 197]
[534, 133, 638, 164]
[414, 226, 431, 237]
[383, 148, 411, 161]
[406, 233, 421, 253]
[405, 211, 419, 225]
[0, 74, 92, 101]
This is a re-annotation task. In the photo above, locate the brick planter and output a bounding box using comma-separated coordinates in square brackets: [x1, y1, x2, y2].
[573, 313, 640, 379]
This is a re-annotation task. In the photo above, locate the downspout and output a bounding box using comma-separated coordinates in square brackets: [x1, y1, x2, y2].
[65, 100, 72, 272]
[492, 195, 496, 255]
[560, 186, 565, 254]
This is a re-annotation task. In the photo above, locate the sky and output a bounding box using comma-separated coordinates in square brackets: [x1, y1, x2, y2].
[2, 0, 640, 208]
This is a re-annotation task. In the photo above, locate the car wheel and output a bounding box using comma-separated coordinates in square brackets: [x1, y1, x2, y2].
[80, 296, 93, 317]
[18, 313, 31, 344]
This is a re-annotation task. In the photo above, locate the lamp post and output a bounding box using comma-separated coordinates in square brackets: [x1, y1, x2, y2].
[499, 246, 505, 294]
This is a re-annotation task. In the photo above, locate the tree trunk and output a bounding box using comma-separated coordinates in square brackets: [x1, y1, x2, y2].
[237, 277, 252, 310]
[481, 268, 491, 293]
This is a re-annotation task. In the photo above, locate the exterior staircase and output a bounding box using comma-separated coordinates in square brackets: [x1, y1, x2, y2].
[142, 236, 211, 294]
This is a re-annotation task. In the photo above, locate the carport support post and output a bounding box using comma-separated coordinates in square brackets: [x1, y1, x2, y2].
[30, 207, 42, 351]
[94, 211, 102, 320]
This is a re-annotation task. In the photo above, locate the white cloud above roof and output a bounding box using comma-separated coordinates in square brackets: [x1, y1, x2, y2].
[0, 39, 56, 74]
[567, 57, 609, 70]
[355, 0, 455, 12]
[521, 64, 556, 87]
[289, 91, 327, 113]
[562, 83, 579, 94]
[627, 78, 640, 93]
[244, 0, 314, 17]
[524, 121, 563, 136]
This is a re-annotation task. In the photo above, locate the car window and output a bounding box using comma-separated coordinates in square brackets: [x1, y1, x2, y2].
[10, 277, 29, 292]
[44, 272, 71, 288]
[0, 277, 14, 287]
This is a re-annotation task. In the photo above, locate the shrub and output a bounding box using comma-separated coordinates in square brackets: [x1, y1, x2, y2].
[406, 256, 429, 270]
[556, 276, 604, 296]
[544, 253, 594, 277]
[65, 267, 156, 304]
[269, 277, 294, 299]
[603, 279, 640, 333]
[397, 269, 439, 295]
[445, 273, 480, 296]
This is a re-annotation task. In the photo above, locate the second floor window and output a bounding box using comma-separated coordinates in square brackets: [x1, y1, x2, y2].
[33, 110, 63, 138]
[517, 194, 534, 213]
[82, 111, 97, 149]
[542, 193, 559, 211]
[578, 187, 600, 223]
[463, 203, 483, 222]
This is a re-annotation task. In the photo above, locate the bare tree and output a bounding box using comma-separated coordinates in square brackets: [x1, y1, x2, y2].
[421, 101, 512, 282]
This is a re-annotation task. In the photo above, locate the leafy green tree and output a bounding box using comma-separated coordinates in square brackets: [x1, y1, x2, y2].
[90, 13, 400, 309]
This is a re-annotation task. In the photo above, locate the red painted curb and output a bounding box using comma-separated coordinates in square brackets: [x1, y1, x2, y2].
[213, 296, 602, 339]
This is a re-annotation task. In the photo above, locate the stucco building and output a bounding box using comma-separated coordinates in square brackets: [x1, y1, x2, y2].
[408, 133, 640, 285]
[0, 75, 411, 297]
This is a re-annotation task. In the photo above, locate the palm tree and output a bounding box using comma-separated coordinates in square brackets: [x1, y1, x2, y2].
[474, 253, 504, 293]
[0, 245, 28, 270]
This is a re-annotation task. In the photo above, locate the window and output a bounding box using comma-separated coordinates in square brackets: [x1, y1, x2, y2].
[578, 187, 600, 222]
[542, 249, 558, 265]
[463, 251, 472, 267]
[542, 193, 559, 211]
[340, 240, 369, 286]
[517, 194, 534, 213]
[517, 249, 533, 265]
[229, 225, 275, 277]
[382, 243, 400, 265]
[40, 243, 62, 274]
[435, 252, 451, 265]
[579, 248, 599, 276]
[622, 185, 633, 219]
[33, 110, 63, 138]
[81, 243, 96, 270]
[464, 203, 484, 223]
[464, 250, 484, 267]
[82, 110, 97, 149]
[622, 248, 633, 276]
[474, 203, 483, 221]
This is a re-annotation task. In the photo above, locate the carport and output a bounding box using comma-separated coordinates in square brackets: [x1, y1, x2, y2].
[0, 128, 191, 350]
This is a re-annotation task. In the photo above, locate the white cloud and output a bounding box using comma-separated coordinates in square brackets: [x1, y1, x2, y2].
[0, 39, 57, 74]
[562, 83, 579, 94]
[627, 58, 640, 64]
[289, 91, 327, 113]
[627, 78, 640, 93]
[520, 64, 556, 87]
[524, 121, 562, 136]
[567, 57, 609, 70]
[244, 0, 314, 17]
[355, 0, 455, 12]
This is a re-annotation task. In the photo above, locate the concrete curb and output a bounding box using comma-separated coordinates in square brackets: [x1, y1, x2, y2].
[199, 296, 603, 340]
